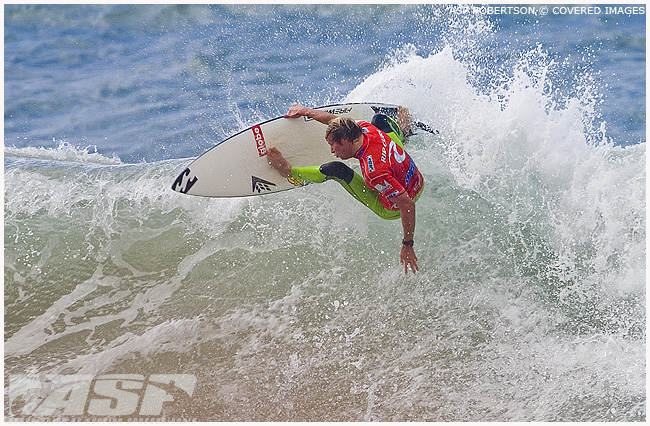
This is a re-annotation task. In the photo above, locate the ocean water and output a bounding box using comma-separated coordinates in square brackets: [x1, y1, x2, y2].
[4, 4, 645, 421]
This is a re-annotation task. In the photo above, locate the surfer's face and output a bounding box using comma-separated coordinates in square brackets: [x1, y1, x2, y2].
[327, 137, 356, 159]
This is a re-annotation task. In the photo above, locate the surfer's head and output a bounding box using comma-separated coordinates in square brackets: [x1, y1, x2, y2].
[326, 117, 362, 143]
[325, 117, 363, 159]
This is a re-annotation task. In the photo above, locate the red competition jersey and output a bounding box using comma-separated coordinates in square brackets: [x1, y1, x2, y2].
[354, 121, 424, 211]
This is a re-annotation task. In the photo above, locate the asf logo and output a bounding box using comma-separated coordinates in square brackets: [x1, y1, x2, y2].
[252, 176, 276, 193]
[7, 374, 196, 419]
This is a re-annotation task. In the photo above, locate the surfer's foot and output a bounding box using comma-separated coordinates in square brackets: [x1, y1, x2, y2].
[397, 106, 411, 138]
[267, 147, 292, 178]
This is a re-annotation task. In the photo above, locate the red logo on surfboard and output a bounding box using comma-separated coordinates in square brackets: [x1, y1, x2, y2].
[252, 125, 267, 157]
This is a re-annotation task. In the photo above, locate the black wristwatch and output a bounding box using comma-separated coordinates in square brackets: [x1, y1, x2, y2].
[402, 239, 414, 247]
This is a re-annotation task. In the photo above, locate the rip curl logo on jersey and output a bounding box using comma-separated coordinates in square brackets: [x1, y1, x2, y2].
[367, 155, 375, 173]
[390, 141, 407, 163]
[252, 176, 276, 193]
[252, 125, 267, 157]
[378, 129, 387, 144]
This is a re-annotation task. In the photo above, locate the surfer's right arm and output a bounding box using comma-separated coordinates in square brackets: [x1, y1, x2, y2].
[284, 104, 336, 125]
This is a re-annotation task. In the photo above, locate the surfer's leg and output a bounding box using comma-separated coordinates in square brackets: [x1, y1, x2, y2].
[292, 162, 401, 220]
[335, 171, 401, 220]
[290, 162, 353, 185]
[320, 162, 401, 220]
[321, 161, 423, 219]
[290, 165, 327, 183]
[292, 162, 421, 220]
[371, 113, 406, 148]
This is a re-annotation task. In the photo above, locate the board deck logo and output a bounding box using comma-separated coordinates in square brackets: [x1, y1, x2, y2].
[371, 106, 398, 117]
[304, 107, 352, 121]
[252, 125, 267, 157]
[252, 176, 276, 193]
[171, 168, 198, 194]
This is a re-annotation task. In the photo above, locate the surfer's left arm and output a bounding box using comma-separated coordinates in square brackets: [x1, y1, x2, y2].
[391, 192, 418, 274]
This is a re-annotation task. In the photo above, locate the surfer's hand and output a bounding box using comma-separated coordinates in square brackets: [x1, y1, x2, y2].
[284, 104, 337, 125]
[267, 147, 292, 178]
[284, 104, 307, 118]
[400, 245, 419, 274]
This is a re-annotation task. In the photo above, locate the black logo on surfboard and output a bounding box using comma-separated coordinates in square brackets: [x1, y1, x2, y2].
[371, 106, 398, 118]
[252, 176, 276, 193]
[172, 168, 198, 194]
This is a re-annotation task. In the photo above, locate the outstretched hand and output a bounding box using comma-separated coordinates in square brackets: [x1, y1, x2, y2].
[400, 245, 419, 274]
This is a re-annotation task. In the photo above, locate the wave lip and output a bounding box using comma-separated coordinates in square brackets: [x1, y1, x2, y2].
[5, 141, 123, 166]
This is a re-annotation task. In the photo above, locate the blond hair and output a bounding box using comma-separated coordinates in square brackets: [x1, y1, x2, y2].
[325, 117, 362, 143]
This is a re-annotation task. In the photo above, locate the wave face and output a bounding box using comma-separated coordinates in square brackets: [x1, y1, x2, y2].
[4, 4, 645, 422]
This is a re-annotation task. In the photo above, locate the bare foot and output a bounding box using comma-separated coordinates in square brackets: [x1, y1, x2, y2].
[267, 147, 292, 178]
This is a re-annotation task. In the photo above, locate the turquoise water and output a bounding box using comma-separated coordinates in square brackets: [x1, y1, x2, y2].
[4, 4, 645, 421]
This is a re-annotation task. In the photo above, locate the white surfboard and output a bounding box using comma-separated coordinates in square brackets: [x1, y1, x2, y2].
[171, 103, 401, 198]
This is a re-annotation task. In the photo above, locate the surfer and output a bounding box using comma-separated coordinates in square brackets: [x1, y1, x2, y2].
[267, 104, 424, 274]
